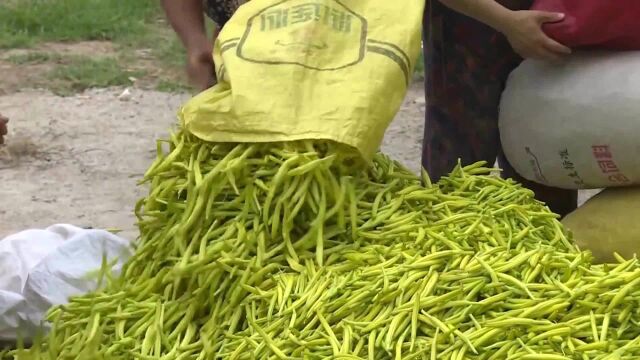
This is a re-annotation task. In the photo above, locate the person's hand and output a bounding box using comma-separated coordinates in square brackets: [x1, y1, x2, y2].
[186, 43, 216, 91]
[0, 114, 8, 145]
[499, 10, 571, 61]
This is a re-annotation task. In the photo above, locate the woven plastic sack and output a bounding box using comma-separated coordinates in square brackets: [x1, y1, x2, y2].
[179, 0, 425, 160]
[532, 0, 640, 50]
[563, 188, 640, 264]
[499, 51, 640, 190]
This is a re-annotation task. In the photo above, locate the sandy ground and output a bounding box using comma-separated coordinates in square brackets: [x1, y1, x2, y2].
[0, 85, 428, 240]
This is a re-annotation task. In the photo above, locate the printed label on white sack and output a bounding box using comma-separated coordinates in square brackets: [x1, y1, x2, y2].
[500, 51, 640, 189]
[522, 145, 631, 189]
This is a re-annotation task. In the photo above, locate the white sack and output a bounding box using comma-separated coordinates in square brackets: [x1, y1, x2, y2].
[499, 51, 640, 189]
[0, 224, 132, 341]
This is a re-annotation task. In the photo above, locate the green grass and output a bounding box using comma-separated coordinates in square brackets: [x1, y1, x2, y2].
[0, 0, 159, 48]
[156, 79, 192, 93]
[414, 52, 425, 79]
[0, 0, 422, 94]
[6, 52, 61, 64]
[133, 27, 186, 69]
[47, 57, 144, 95]
[0, 0, 193, 93]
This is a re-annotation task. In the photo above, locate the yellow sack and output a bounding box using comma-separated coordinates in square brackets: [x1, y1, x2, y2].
[180, 0, 425, 160]
[562, 187, 640, 263]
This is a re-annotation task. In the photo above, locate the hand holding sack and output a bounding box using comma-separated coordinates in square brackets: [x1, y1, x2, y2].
[500, 2, 640, 189]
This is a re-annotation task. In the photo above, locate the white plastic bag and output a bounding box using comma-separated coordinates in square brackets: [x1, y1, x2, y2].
[499, 51, 640, 189]
[0, 224, 132, 341]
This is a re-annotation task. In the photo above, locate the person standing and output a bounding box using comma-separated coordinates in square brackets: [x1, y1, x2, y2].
[422, 0, 578, 216]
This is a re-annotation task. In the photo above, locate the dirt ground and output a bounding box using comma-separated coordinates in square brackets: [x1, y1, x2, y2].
[0, 85, 429, 240]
